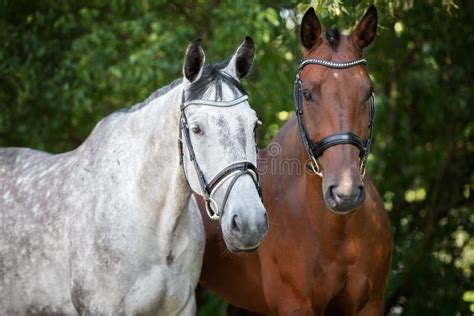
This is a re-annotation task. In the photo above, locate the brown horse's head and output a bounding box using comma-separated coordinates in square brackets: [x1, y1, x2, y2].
[298, 6, 378, 214]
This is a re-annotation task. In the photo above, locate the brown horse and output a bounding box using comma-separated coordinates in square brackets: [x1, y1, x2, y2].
[197, 6, 392, 316]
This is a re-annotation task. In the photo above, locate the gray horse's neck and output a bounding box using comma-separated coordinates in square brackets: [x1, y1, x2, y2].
[71, 82, 190, 217]
[0, 81, 192, 249]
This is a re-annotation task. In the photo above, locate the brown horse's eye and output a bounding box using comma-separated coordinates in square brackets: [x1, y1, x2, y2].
[191, 126, 202, 134]
[303, 90, 313, 102]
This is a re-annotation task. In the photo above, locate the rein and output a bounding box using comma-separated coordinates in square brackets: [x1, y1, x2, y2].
[293, 58, 376, 178]
[178, 92, 262, 220]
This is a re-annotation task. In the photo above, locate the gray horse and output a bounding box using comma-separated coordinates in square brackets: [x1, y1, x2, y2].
[0, 37, 268, 315]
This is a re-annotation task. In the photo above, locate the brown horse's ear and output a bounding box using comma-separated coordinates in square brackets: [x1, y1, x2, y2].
[300, 7, 322, 50]
[352, 5, 378, 49]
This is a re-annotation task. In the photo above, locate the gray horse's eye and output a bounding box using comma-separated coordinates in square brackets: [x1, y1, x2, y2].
[191, 125, 202, 134]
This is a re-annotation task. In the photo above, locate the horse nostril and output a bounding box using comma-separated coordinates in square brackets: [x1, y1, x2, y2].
[358, 185, 365, 199]
[231, 214, 241, 234]
[328, 185, 337, 201]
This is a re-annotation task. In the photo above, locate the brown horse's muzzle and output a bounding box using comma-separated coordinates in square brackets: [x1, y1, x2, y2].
[322, 167, 365, 214]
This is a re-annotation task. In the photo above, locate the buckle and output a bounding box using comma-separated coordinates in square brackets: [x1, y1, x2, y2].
[307, 157, 323, 178]
[359, 159, 367, 179]
[205, 198, 220, 220]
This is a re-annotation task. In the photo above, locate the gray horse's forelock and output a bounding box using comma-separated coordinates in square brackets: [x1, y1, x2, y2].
[129, 61, 247, 113]
[186, 60, 247, 102]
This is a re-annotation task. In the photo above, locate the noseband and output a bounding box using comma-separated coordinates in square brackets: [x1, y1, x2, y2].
[294, 58, 376, 178]
[178, 92, 262, 220]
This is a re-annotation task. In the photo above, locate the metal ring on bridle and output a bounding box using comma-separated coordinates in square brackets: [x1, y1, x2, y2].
[205, 198, 220, 220]
[307, 156, 323, 177]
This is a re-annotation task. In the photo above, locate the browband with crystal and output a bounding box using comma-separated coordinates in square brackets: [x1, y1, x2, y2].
[298, 58, 367, 70]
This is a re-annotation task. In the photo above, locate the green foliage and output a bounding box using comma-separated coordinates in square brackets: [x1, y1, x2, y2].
[1, 0, 472, 314]
[197, 290, 228, 316]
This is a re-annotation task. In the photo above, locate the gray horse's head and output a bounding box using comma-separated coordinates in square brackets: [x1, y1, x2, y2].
[181, 38, 268, 252]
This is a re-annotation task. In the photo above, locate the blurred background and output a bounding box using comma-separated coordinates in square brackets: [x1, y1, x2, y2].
[0, 0, 472, 315]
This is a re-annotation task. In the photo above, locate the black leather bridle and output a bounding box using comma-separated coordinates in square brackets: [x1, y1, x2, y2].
[178, 92, 262, 220]
[294, 58, 376, 178]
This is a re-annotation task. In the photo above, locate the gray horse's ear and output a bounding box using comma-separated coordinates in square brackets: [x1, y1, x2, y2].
[300, 7, 322, 50]
[351, 5, 378, 49]
[183, 38, 205, 83]
[225, 36, 255, 80]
